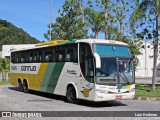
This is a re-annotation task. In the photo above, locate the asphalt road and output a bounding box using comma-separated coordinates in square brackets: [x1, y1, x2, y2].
[0, 85, 160, 119]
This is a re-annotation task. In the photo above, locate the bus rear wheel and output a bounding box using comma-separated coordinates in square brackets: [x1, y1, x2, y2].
[17, 80, 23, 92]
[23, 81, 29, 93]
[66, 86, 79, 104]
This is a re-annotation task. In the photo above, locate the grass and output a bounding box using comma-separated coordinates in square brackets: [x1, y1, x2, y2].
[135, 84, 160, 97]
[0, 80, 10, 86]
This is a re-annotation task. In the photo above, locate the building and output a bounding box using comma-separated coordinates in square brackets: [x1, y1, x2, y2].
[2, 44, 35, 58]
[135, 41, 160, 78]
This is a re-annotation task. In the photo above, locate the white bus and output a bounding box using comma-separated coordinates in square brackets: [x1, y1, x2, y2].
[10, 39, 135, 103]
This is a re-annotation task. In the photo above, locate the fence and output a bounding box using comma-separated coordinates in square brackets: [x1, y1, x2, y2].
[0, 72, 10, 82]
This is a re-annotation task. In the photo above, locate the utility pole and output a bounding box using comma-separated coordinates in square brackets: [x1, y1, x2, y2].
[49, 0, 52, 41]
[80, 0, 84, 39]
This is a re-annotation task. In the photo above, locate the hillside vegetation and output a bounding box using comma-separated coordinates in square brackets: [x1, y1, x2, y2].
[0, 19, 39, 50]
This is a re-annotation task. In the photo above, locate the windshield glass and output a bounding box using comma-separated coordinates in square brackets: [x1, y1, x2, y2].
[96, 57, 134, 85]
[94, 44, 131, 57]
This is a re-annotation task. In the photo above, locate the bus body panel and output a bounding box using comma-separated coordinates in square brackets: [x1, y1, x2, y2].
[10, 62, 96, 101]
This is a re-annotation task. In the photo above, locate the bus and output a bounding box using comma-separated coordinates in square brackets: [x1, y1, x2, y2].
[10, 39, 135, 103]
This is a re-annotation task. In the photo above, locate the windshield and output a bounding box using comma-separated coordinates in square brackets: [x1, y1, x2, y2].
[94, 44, 131, 57]
[96, 57, 134, 85]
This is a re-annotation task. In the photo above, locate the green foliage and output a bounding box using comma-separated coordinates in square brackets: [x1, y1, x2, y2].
[44, 0, 141, 70]
[44, 0, 88, 40]
[85, 8, 104, 38]
[111, 0, 132, 37]
[119, 36, 142, 69]
[130, 0, 160, 92]
[130, 0, 160, 39]
[0, 58, 10, 72]
[0, 19, 39, 50]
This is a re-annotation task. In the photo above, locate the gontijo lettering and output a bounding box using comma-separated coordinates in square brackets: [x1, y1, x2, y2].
[21, 66, 36, 71]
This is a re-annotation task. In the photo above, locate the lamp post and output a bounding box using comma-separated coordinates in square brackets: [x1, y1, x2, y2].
[49, 0, 52, 41]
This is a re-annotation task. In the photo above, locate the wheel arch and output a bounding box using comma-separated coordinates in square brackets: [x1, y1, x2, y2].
[66, 82, 79, 99]
[18, 78, 23, 84]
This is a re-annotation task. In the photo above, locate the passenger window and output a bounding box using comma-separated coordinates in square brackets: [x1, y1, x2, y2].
[44, 47, 53, 62]
[11, 52, 15, 63]
[65, 44, 78, 62]
[55, 46, 65, 62]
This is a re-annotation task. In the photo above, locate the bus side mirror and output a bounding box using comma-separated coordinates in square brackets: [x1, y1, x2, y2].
[94, 53, 101, 68]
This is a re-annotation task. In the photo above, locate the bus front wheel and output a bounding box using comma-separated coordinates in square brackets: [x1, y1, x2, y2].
[66, 86, 79, 104]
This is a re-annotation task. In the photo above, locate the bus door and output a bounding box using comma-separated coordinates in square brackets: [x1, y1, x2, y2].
[79, 43, 95, 99]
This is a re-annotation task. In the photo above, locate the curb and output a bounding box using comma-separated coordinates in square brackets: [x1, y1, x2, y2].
[134, 96, 160, 101]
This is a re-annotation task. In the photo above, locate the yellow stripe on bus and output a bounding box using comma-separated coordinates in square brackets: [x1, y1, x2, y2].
[10, 63, 49, 91]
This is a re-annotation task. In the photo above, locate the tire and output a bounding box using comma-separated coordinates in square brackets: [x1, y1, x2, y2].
[23, 81, 29, 93]
[17, 80, 23, 92]
[66, 86, 80, 104]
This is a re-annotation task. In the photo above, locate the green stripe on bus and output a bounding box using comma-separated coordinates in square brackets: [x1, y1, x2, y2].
[46, 62, 65, 93]
[40, 63, 56, 91]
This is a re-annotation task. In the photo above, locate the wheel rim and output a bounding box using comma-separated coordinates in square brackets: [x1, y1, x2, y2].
[70, 90, 76, 100]
[24, 82, 28, 91]
[18, 82, 22, 89]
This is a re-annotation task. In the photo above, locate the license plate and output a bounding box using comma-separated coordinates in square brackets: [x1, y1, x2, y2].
[116, 95, 122, 99]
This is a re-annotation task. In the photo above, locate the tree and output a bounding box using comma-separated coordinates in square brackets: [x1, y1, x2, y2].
[130, 0, 160, 92]
[111, 0, 132, 41]
[44, 0, 88, 41]
[85, 8, 104, 38]
[0, 58, 10, 72]
[0, 19, 39, 50]
[98, 0, 111, 40]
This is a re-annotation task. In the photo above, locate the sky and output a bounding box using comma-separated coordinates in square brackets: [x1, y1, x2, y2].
[0, 0, 65, 42]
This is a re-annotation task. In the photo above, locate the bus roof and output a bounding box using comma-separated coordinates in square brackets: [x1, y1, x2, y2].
[11, 39, 128, 52]
[76, 39, 128, 46]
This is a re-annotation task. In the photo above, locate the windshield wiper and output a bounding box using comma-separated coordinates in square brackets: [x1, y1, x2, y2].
[111, 71, 130, 84]
[119, 72, 130, 84]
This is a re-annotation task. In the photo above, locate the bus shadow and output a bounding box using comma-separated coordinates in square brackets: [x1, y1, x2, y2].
[8, 86, 19, 91]
[8, 86, 66, 102]
[8, 86, 127, 108]
[78, 100, 127, 108]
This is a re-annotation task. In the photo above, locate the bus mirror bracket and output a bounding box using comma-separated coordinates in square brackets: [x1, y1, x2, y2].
[131, 56, 135, 61]
[93, 53, 101, 68]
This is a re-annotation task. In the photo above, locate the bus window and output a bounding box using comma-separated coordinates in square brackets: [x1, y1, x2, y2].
[11, 52, 15, 63]
[34, 49, 41, 62]
[20, 51, 26, 63]
[55, 46, 65, 62]
[59, 53, 63, 61]
[53, 49, 55, 61]
[17, 52, 20, 63]
[44, 47, 53, 62]
[65, 44, 78, 62]
[85, 57, 94, 83]
[27, 51, 34, 63]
